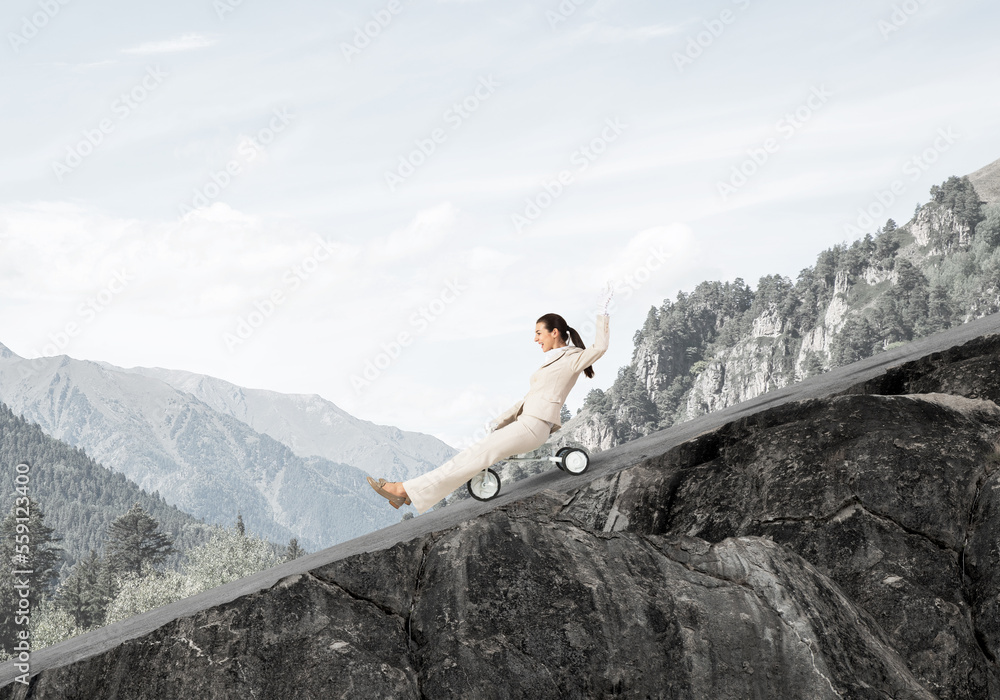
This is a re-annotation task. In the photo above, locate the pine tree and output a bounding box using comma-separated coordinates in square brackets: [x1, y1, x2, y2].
[559, 405, 571, 424]
[56, 550, 107, 629]
[800, 351, 826, 378]
[0, 403, 213, 572]
[236, 512, 245, 537]
[0, 497, 62, 654]
[105, 503, 174, 579]
[930, 175, 984, 231]
[284, 538, 306, 562]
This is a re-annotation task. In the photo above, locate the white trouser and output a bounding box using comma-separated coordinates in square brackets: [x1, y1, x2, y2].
[403, 415, 551, 514]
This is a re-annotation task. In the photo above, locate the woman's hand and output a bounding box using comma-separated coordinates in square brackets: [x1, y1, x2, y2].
[597, 280, 614, 316]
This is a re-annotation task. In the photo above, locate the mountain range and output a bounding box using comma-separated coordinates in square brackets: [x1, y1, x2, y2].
[0, 345, 456, 551]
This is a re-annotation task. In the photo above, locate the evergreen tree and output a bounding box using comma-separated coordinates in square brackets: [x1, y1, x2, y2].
[875, 225, 901, 261]
[236, 512, 245, 537]
[800, 351, 826, 378]
[830, 314, 880, 367]
[0, 402, 213, 572]
[55, 549, 107, 629]
[926, 285, 955, 332]
[930, 175, 985, 232]
[0, 497, 62, 654]
[105, 503, 175, 579]
[976, 204, 1000, 248]
[559, 405, 571, 424]
[608, 365, 658, 441]
[284, 538, 306, 562]
[583, 388, 610, 412]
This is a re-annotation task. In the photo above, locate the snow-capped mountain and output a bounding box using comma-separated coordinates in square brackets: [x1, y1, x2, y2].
[0, 343, 456, 551]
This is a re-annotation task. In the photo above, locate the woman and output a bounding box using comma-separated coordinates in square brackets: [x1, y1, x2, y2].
[368, 285, 613, 514]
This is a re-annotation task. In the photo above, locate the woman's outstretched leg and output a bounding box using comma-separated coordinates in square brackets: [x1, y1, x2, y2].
[401, 416, 551, 514]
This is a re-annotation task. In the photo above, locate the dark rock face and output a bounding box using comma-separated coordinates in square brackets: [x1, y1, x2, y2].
[14, 541, 430, 699]
[8, 497, 937, 700]
[408, 506, 938, 700]
[565, 392, 1000, 699]
[839, 333, 1000, 403]
[8, 334, 1000, 698]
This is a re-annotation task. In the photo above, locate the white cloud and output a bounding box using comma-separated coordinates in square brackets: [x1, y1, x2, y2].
[0, 202, 138, 300]
[584, 22, 686, 43]
[595, 224, 698, 308]
[122, 33, 217, 55]
[368, 202, 459, 262]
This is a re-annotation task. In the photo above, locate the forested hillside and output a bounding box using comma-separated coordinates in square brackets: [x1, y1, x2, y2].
[571, 166, 1000, 449]
[0, 402, 212, 574]
[0, 348, 406, 552]
[0, 402, 312, 658]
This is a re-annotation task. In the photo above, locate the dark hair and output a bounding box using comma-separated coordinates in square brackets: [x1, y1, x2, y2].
[536, 313, 594, 378]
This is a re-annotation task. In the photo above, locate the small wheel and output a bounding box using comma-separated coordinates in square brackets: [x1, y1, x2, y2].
[468, 468, 502, 501]
[554, 447, 572, 470]
[560, 448, 589, 475]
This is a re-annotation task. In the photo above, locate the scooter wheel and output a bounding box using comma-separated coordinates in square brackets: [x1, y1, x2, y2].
[560, 448, 590, 475]
[555, 447, 572, 470]
[468, 468, 502, 501]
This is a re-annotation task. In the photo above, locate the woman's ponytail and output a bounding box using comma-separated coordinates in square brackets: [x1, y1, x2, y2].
[536, 314, 595, 378]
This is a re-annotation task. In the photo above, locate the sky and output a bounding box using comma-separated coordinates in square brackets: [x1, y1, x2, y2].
[1, 0, 999, 449]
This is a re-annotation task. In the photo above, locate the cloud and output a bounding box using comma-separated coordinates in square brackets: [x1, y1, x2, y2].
[368, 202, 459, 262]
[552, 19, 687, 48]
[594, 224, 698, 308]
[0, 200, 514, 342]
[122, 33, 217, 55]
[586, 22, 687, 42]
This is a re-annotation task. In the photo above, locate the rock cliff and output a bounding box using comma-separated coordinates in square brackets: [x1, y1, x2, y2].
[563, 167, 1000, 455]
[6, 328, 1000, 698]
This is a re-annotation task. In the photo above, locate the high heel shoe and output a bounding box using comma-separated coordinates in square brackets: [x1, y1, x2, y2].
[367, 476, 411, 508]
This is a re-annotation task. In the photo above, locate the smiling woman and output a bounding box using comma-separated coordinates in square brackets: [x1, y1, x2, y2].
[367, 284, 614, 514]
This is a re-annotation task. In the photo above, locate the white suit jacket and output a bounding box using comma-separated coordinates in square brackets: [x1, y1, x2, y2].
[495, 314, 610, 435]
